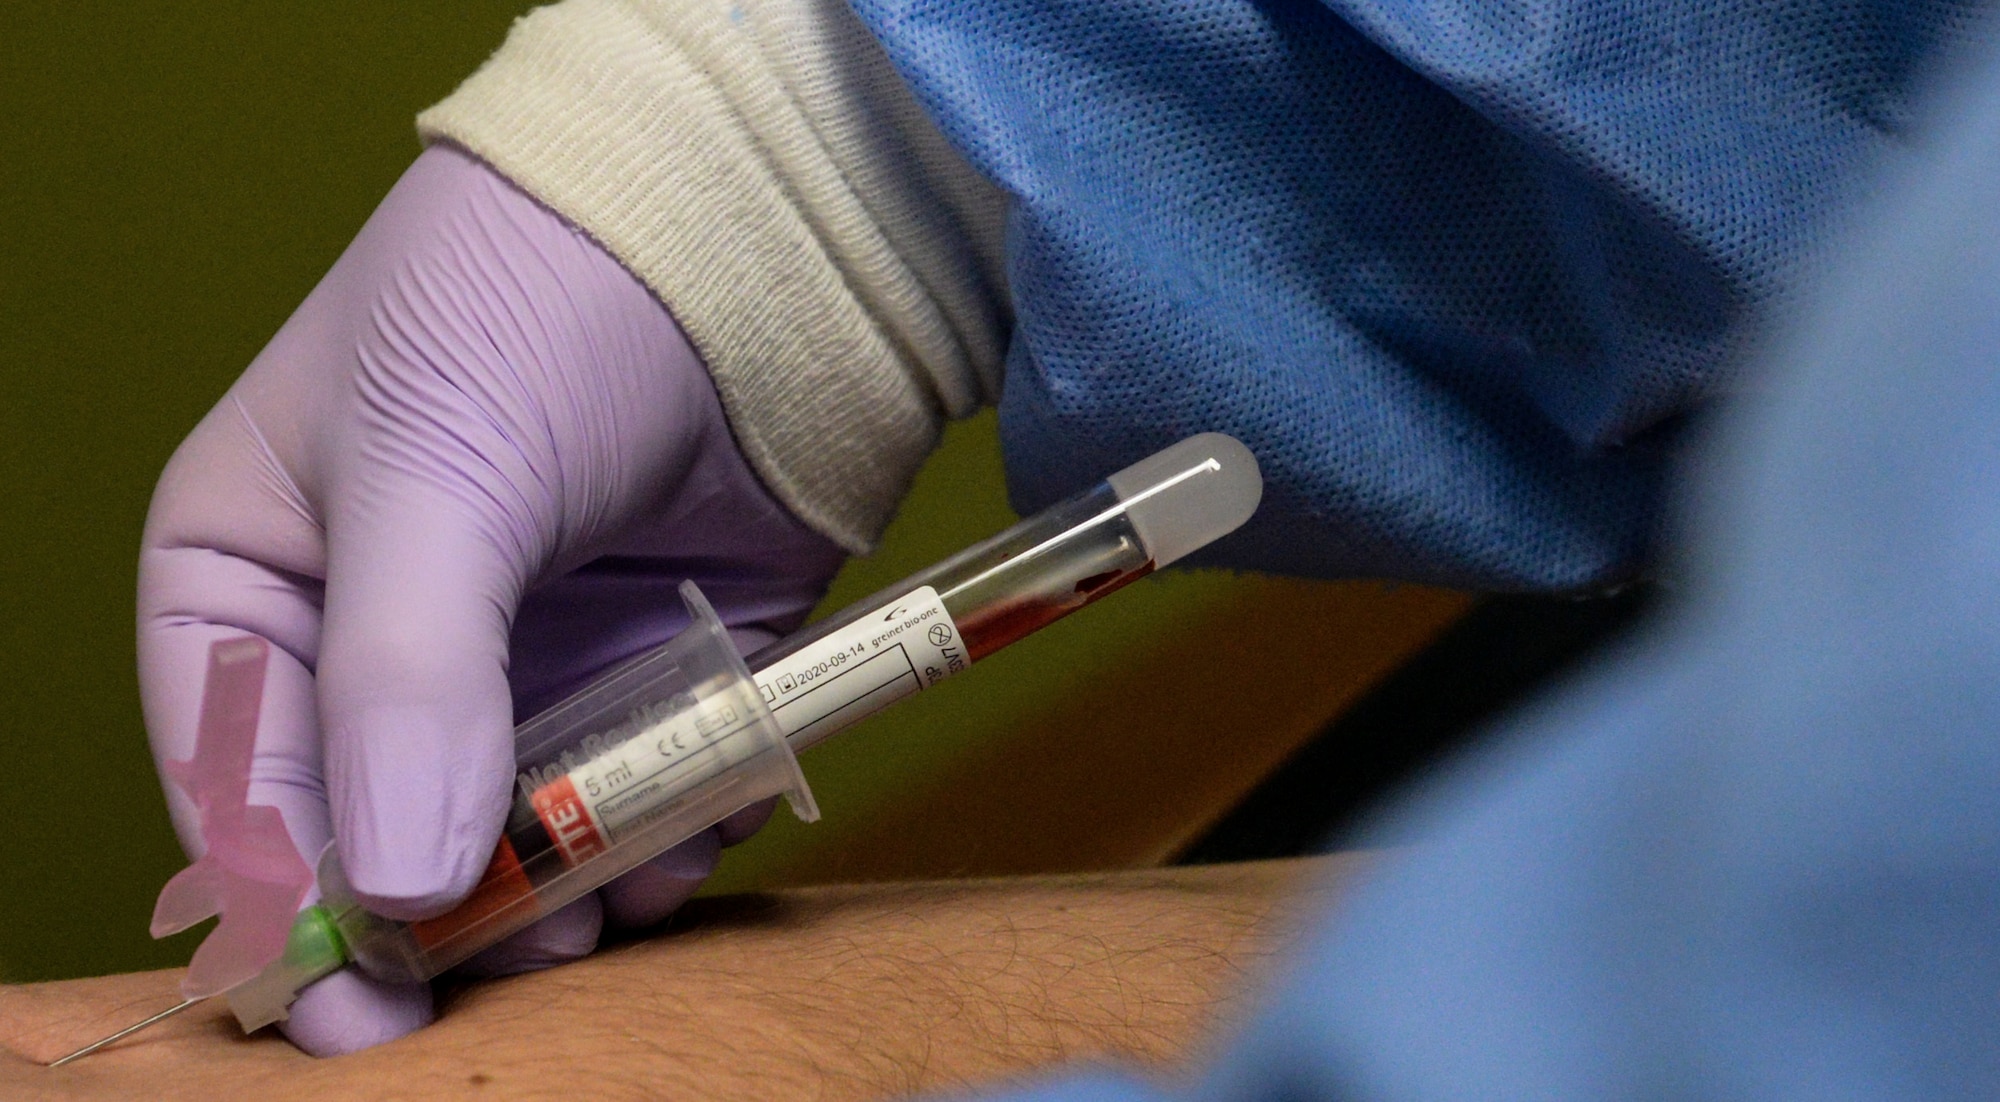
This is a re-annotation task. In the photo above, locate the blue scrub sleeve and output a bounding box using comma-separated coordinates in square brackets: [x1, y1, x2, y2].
[850, 0, 1976, 590]
[927, 30, 2000, 1102]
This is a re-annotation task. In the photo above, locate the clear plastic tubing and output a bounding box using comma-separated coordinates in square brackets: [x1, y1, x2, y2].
[238, 434, 1260, 1024]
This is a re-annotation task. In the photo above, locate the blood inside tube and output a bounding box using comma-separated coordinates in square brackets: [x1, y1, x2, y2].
[954, 559, 1155, 662]
[407, 837, 535, 950]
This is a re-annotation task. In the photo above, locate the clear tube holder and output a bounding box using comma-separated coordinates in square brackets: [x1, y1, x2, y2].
[305, 582, 815, 991]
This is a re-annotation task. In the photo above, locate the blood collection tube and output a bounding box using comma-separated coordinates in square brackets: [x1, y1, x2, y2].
[226, 434, 1261, 1030]
[742, 431, 1264, 750]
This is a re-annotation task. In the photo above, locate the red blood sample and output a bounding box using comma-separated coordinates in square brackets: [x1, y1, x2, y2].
[954, 560, 1155, 662]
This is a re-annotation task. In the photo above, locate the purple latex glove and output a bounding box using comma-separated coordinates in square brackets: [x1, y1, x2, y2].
[138, 144, 846, 1056]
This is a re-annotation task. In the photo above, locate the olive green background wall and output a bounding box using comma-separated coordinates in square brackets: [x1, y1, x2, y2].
[2, 2, 557, 981]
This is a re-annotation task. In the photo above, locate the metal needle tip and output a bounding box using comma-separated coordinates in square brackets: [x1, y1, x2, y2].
[47, 997, 206, 1068]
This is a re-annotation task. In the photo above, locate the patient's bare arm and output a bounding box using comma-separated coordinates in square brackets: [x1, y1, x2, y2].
[1, 857, 1359, 1102]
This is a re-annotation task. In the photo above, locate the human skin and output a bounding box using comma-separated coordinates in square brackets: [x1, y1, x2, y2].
[2, 857, 1359, 1102]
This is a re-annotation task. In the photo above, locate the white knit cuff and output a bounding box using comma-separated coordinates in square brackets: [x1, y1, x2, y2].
[417, 0, 1011, 553]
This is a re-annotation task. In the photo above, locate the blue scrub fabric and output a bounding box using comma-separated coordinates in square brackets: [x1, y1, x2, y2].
[851, 0, 1981, 590]
[898, 30, 2000, 1102]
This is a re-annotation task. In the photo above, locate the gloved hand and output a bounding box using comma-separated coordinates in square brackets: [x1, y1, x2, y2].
[137, 143, 846, 1056]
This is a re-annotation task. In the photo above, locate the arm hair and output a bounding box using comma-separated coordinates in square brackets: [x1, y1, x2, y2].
[2, 857, 1363, 1102]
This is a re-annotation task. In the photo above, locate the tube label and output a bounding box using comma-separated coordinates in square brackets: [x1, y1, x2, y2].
[753, 586, 967, 749]
[523, 691, 768, 866]
[520, 587, 964, 869]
